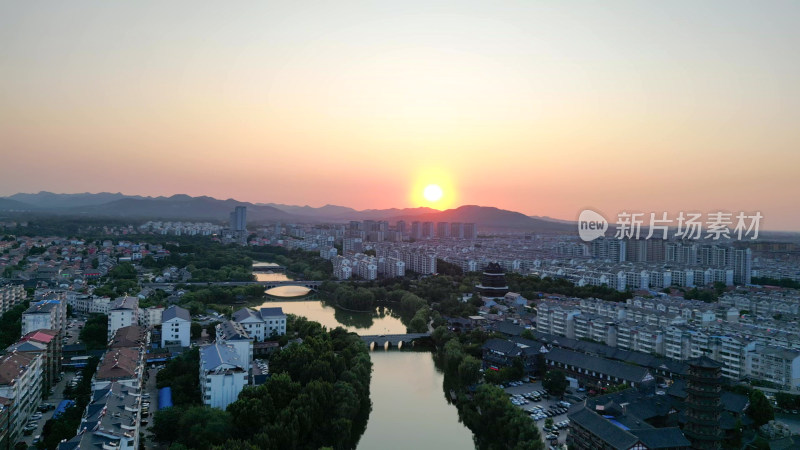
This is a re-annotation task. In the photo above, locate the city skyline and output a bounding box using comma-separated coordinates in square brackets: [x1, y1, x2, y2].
[2, 1, 800, 230]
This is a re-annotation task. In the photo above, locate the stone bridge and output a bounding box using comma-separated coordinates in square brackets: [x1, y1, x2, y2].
[359, 333, 430, 350]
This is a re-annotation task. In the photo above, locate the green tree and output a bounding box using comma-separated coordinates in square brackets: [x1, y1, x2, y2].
[191, 322, 203, 339]
[747, 389, 774, 427]
[457, 356, 482, 387]
[542, 370, 569, 397]
[79, 314, 109, 350]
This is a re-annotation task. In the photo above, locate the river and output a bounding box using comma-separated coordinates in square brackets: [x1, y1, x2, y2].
[253, 266, 474, 449]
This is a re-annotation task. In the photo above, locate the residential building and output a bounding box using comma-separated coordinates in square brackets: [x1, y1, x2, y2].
[161, 305, 191, 347]
[108, 296, 140, 339]
[200, 343, 248, 409]
[7, 329, 60, 391]
[229, 206, 247, 232]
[139, 306, 164, 327]
[57, 382, 142, 450]
[0, 352, 43, 443]
[93, 347, 142, 391]
[0, 285, 26, 314]
[21, 299, 67, 338]
[231, 307, 286, 341]
[216, 320, 254, 368]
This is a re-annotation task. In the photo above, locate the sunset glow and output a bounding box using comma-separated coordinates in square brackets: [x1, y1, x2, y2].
[423, 184, 443, 203]
[1, 2, 799, 228]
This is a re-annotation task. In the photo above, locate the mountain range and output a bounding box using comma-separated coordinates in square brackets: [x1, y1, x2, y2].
[0, 191, 575, 232]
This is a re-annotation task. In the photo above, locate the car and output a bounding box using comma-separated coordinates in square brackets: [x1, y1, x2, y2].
[142, 394, 150, 398]
[32, 435, 42, 444]
[546, 434, 558, 441]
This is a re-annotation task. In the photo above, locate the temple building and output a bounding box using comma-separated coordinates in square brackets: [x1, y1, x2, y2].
[476, 262, 509, 299]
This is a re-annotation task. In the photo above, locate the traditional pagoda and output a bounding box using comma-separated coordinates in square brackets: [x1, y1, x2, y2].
[683, 356, 723, 449]
[476, 262, 509, 299]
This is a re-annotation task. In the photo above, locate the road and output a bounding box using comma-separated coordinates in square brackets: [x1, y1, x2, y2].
[141, 366, 161, 449]
[20, 372, 76, 447]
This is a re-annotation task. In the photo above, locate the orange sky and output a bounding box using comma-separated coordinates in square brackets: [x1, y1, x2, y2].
[1, 2, 799, 230]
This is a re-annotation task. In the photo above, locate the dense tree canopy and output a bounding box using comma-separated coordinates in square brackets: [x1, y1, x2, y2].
[79, 313, 109, 350]
[542, 370, 569, 397]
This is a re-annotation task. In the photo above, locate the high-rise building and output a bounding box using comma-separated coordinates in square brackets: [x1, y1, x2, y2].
[410, 221, 421, 240]
[464, 223, 478, 239]
[733, 248, 752, 285]
[396, 220, 406, 234]
[436, 222, 450, 238]
[229, 206, 247, 231]
[422, 222, 435, 238]
[450, 222, 464, 238]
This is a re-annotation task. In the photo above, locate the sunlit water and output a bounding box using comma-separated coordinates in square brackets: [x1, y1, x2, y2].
[257, 300, 406, 335]
[356, 351, 473, 450]
[254, 268, 474, 449]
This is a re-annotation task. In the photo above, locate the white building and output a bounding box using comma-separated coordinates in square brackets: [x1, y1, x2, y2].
[161, 306, 191, 347]
[0, 351, 44, 443]
[21, 299, 67, 338]
[200, 343, 248, 409]
[108, 296, 140, 339]
[140, 306, 165, 327]
[216, 320, 254, 368]
[0, 284, 26, 314]
[231, 307, 286, 341]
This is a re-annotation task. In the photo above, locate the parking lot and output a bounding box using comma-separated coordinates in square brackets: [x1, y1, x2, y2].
[502, 381, 574, 448]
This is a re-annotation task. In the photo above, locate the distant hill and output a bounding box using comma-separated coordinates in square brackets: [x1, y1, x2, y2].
[394, 205, 574, 231]
[0, 198, 37, 211]
[263, 203, 357, 217]
[0, 192, 574, 231]
[71, 195, 293, 221]
[7, 191, 140, 208]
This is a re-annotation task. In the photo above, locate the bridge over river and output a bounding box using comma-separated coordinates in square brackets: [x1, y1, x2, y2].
[143, 280, 324, 289]
[360, 333, 430, 350]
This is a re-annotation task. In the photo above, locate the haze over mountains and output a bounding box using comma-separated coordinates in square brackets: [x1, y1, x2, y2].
[0, 191, 574, 232]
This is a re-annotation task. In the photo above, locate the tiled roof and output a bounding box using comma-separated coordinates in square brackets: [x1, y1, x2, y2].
[0, 352, 36, 385]
[96, 347, 139, 380]
[200, 343, 245, 372]
[546, 347, 652, 383]
[259, 307, 285, 318]
[109, 325, 145, 349]
[21, 329, 58, 344]
[162, 305, 191, 322]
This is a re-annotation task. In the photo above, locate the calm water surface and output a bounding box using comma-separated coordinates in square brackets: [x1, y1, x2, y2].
[356, 351, 473, 450]
[253, 266, 474, 450]
[258, 300, 407, 335]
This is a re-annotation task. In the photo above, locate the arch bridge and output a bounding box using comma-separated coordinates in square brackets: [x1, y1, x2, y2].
[259, 280, 322, 290]
[360, 333, 430, 350]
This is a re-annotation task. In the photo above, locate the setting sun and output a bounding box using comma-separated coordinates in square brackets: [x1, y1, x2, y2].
[423, 184, 443, 202]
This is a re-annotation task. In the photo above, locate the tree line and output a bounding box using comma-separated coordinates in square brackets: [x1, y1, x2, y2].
[152, 316, 372, 450]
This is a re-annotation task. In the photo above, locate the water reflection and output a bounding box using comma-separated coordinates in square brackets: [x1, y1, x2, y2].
[356, 351, 474, 450]
[265, 285, 312, 297]
[259, 300, 406, 335]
